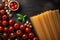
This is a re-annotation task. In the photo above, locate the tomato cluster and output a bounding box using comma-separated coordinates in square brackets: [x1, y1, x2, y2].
[10, 2, 19, 10]
[0, 4, 38, 40]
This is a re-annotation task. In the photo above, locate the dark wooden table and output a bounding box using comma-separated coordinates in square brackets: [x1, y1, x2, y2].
[0, 0, 59, 17]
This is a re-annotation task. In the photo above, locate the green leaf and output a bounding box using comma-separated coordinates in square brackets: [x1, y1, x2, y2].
[22, 18, 25, 23]
[24, 15, 27, 18]
[17, 17, 22, 21]
[17, 14, 23, 17]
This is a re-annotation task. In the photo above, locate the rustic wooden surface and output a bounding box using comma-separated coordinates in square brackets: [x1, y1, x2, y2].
[0, 0, 59, 17]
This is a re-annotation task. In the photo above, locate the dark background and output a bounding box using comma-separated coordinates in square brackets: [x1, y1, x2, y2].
[0, 0, 60, 17]
[17, 0, 60, 17]
[20, 0, 60, 17]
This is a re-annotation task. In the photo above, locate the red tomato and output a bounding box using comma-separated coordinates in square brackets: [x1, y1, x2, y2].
[16, 30, 23, 36]
[9, 19, 14, 25]
[14, 4, 18, 9]
[0, 26, 3, 32]
[0, 9, 6, 15]
[14, 2, 17, 5]
[2, 21, 8, 26]
[10, 2, 14, 6]
[20, 24, 26, 30]
[25, 27, 31, 33]
[8, 26, 14, 32]
[14, 23, 20, 29]
[11, 6, 15, 10]
[2, 15, 8, 20]
[9, 32, 15, 38]
[0, 20, 2, 25]
[7, 37, 12, 40]
[4, 27, 8, 32]
[29, 32, 34, 38]
[33, 37, 38, 40]
[3, 33, 8, 38]
[22, 34, 28, 39]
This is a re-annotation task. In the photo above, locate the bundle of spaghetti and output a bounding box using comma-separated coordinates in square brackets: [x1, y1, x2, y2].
[30, 10, 60, 40]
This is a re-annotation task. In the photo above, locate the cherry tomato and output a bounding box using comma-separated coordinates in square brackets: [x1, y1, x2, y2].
[10, 2, 14, 6]
[20, 24, 26, 30]
[0, 9, 6, 15]
[14, 38, 19, 40]
[14, 4, 18, 9]
[25, 27, 31, 33]
[7, 37, 12, 40]
[4, 27, 8, 32]
[0, 26, 3, 32]
[29, 32, 34, 38]
[22, 34, 28, 39]
[2, 21, 8, 26]
[9, 19, 14, 25]
[16, 30, 23, 36]
[14, 2, 17, 5]
[0, 20, 2, 25]
[11, 6, 15, 10]
[33, 37, 38, 40]
[8, 26, 14, 32]
[2, 33, 8, 38]
[14, 23, 20, 29]
[2, 15, 8, 20]
[9, 32, 15, 38]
